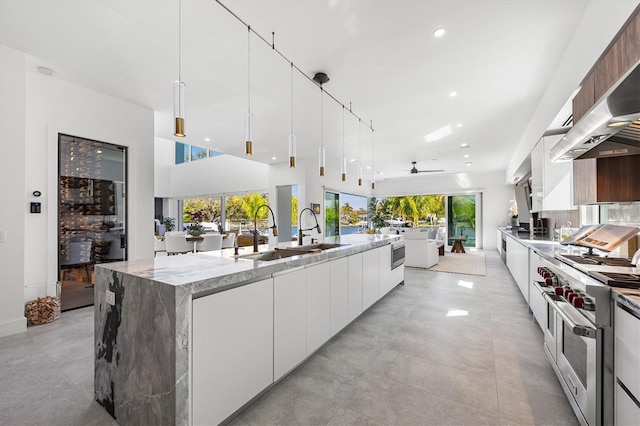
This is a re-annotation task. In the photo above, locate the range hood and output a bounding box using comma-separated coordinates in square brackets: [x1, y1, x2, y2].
[549, 61, 640, 162]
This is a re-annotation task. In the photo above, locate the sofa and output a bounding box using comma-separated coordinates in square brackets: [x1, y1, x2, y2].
[402, 229, 440, 269]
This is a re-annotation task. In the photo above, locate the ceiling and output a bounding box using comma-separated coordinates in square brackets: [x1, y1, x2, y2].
[0, 0, 596, 180]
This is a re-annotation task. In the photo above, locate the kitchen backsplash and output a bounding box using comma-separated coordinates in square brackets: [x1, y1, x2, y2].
[601, 203, 640, 227]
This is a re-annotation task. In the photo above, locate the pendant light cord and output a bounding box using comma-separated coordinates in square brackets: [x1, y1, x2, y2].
[178, 0, 181, 83]
[214, 0, 373, 132]
[320, 86, 324, 149]
[290, 62, 294, 134]
[342, 105, 345, 157]
[247, 26, 251, 116]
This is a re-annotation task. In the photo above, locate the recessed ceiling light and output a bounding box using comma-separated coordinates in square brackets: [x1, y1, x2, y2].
[456, 123, 463, 128]
[377, 171, 384, 175]
[465, 162, 472, 166]
[464, 154, 469, 158]
[37, 66, 55, 76]
[460, 143, 469, 148]
[204, 137, 211, 142]
[366, 166, 371, 170]
[96, 149, 102, 154]
[449, 91, 457, 97]
[350, 158, 356, 162]
[433, 28, 446, 37]
[271, 156, 277, 160]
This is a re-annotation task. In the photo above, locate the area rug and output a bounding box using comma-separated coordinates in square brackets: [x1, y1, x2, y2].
[425, 250, 486, 276]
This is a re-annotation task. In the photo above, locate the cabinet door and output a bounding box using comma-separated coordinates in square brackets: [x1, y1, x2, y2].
[506, 237, 529, 303]
[274, 268, 307, 380]
[192, 278, 274, 425]
[330, 257, 350, 336]
[362, 249, 379, 310]
[348, 253, 363, 321]
[616, 381, 640, 426]
[530, 139, 543, 212]
[307, 262, 331, 354]
[615, 305, 640, 400]
[542, 134, 573, 211]
[378, 245, 393, 297]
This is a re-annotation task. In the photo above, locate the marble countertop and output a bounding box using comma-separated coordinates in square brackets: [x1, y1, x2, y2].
[499, 227, 640, 310]
[96, 234, 400, 297]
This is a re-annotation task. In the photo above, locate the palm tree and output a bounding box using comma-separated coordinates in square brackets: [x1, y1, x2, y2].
[242, 193, 269, 221]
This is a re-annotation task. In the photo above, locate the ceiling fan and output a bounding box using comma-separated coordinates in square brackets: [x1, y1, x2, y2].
[409, 161, 444, 174]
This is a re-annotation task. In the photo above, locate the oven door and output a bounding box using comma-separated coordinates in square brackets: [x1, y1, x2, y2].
[542, 291, 561, 362]
[546, 295, 599, 426]
[391, 242, 405, 269]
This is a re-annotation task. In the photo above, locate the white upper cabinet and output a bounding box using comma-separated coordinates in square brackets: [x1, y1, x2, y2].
[530, 134, 575, 212]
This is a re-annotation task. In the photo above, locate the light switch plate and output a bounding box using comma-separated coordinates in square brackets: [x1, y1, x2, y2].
[106, 290, 115, 306]
[0, 230, 5, 243]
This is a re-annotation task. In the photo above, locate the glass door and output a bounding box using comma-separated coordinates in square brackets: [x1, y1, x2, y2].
[59, 134, 127, 311]
[325, 191, 340, 238]
[447, 194, 476, 247]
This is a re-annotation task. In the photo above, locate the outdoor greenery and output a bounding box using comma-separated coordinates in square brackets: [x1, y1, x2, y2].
[369, 195, 446, 228]
[339, 202, 367, 225]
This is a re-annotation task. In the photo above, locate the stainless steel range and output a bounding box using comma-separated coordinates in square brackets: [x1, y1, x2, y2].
[532, 259, 613, 426]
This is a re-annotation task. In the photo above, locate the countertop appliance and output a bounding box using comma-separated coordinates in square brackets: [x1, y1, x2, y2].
[533, 260, 613, 425]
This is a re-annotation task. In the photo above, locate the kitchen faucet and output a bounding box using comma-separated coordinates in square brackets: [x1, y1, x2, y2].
[253, 205, 278, 253]
[298, 207, 321, 246]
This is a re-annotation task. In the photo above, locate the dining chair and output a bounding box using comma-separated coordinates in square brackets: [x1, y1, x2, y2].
[153, 235, 166, 257]
[221, 232, 236, 249]
[165, 234, 192, 255]
[197, 234, 223, 252]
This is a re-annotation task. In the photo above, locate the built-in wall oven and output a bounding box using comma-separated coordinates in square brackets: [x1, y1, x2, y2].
[391, 240, 405, 269]
[534, 262, 613, 426]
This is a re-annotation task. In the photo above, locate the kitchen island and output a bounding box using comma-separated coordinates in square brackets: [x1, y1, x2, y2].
[93, 234, 403, 425]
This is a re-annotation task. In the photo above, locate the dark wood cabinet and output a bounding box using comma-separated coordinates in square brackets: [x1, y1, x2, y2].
[573, 7, 639, 120]
[573, 154, 640, 204]
[572, 72, 595, 123]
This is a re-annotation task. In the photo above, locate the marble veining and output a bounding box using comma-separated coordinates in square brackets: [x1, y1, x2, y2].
[94, 234, 400, 425]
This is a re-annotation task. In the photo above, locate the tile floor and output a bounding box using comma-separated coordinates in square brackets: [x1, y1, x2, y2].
[0, 250, 578, 425]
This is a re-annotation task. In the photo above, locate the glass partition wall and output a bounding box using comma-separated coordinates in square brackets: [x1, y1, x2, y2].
[58, 134, 127, 311]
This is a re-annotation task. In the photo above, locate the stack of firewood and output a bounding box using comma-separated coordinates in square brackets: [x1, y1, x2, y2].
[25, 296, 61, 326]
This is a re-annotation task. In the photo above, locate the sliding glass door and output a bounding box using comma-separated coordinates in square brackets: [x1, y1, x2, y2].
[447, 194, 476, 247]
[325, 191, 340, 238]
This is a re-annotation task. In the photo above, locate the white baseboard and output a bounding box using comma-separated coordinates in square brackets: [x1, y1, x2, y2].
[0, 317, 27, 338]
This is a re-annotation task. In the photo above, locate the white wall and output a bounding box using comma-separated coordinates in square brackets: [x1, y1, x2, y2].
[0, 45, 154, 337]
[506, 1, 640, 181]
[155, 137, 269, 198]
[0, 45, 27, 336]
[375, 170, 513, 249]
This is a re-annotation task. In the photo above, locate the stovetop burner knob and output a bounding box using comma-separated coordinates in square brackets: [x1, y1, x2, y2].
[573, 297, 584, 309]
[555, 286, 564, 296]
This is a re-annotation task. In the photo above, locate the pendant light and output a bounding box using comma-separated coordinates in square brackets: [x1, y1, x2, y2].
[173, 0, 186, 137]
[318, 86, 325, 176]
[371, 121, 376, 190]
[341, 106, 347, 182]
[357, 119, 363, 186]
[288, 62, 296, 168]
[245, 26, 253, 156]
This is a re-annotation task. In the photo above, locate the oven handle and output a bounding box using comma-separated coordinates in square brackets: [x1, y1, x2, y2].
[543, 293, 597, 339]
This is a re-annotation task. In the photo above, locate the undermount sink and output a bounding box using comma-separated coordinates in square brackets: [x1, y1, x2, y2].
[238, 248, 310, 261]
[237, 244, 348, 261]
[297, 243, 347, 251]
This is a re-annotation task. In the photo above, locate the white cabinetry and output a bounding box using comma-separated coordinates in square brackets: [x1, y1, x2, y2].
[192, 278, 274, 425]
[542, 134, 574, 211]
[531, 139, 544, 212]
[378, 244, 393, 297]
[307, 262, 331, 354]
[615, 304, 640, 424]
[362, 248, 379, 310]
[529, 251, 546, 330]
[530, 134, 574, 212]
[506, 236, 529, 303]
[330, 257, 350, 335]
[348, 253, 363, 321]
[274, 268, 307, 380]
